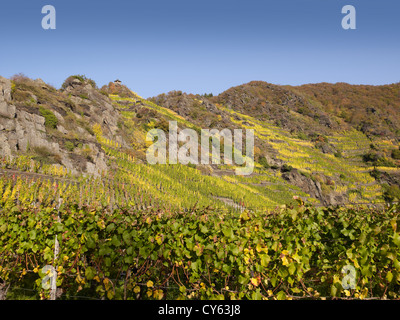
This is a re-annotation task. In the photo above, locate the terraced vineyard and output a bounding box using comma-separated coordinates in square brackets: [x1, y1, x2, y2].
[217, 105, 399, 205]
[1, 75, 400, 300]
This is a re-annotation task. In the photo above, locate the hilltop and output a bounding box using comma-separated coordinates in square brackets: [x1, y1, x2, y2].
[1, 74, 400, 209]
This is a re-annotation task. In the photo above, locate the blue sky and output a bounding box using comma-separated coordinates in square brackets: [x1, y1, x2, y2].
[0, 0, 399, 97]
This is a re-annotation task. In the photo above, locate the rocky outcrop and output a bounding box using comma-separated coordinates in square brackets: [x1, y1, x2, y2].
[281, 168, 323, 202]
[0, 76, 126, 177]
[1, 77, 49, 157]
[281, 168, 347, 205]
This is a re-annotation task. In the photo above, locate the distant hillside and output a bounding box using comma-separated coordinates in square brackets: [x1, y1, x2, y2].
[1, 74, 400, 209]
[294, 82, 400, 138]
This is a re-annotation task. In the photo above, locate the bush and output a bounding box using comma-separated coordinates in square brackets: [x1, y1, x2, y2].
[391, 149, 400, 160]
[61, 75, 97, 90]
[297, 132, 308, 140]
[363, 152, 379, 163]
[258, 156, 270, 169]
[64, 141, 75, 152]
[10, 73, 30, 84]
[382, 184, 400, 203]
[281, 164, 293, 173]
[39, 106, 58, 129]
[31, 146, 61, 164]
[370, 168, 381, 179]
[33, 146, 52, 157]
[154, 118, 170, 132]
[334, 151, 342, 158]
[370, 143, 378, 150]
[81, 145, 93, 162]
[362, 152, 395, 167]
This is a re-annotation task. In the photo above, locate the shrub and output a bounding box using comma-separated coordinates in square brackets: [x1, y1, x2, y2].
[154, 118, 170, 132]
[334, 151, 342, 158]
[81, 145, 93, 162]
[300, 171, 312, 180]
[382, 184, 400, 203]
[187, 163, 196, 169]
[33, 146, 52, 157]
[297, 132, 308, 140]
[376, 158, 396, 167]
[10, 73, 30, 84]
[370, 143, 378, 150]
[11, 81, 16, 94]
[364, 151, 396, 167]
[391, 149, 400, 160]
[258, 156, 270, 169]
[281, 164, 293, 173]
[64, 141, 75, 152]
[39, 106, 58, 129]
[32, 146, 60, 164]
[61, 75, 97, 90]
[370, 168, 381, 179]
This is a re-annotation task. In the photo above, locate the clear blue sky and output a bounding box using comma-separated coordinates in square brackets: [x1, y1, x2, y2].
[0, 0, 399, 98]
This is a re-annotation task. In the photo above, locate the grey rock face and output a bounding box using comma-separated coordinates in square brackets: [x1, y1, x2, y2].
[281, 169, 323, 202]
[0, 76, 12, 102]
[0, 75, 123, 177]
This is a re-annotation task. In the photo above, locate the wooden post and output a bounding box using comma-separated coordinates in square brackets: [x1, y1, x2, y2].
[51, 196, 63, 300]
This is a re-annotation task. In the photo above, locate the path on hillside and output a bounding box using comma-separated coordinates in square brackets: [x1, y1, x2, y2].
[0, 168, 79, 184]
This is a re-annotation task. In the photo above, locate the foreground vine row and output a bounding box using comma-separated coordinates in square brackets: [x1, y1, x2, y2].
[1, 191, 399, 299]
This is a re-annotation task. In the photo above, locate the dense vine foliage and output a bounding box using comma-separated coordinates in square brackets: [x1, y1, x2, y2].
[1, 189, 399, 299]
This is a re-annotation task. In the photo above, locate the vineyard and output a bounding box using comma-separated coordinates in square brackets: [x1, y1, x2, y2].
[1, 177, 400, 300]
[1, 76, 400, 300]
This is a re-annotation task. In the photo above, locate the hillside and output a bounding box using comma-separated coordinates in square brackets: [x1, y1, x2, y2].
[1, 74, 400, 210]
[2, 74, 400, 301]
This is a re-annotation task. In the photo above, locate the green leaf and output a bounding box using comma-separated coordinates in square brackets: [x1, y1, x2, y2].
[386, 271, 393, 283]
[191, 259, 201, 272]
[179, 286, 186, 293]
[186, 238, 194, 250]
[54, 223, 63, 232]
[106, 223, 115, 233]
[276, 290, 286, 300]
[231, 245, 239, 256]
[251, 289, 262, 300]
[394, 259, 400, 271]
[99, 246, 112, 256]
[222, 227, 234, 240]
[331, 284, 338, 297]
[0, 223, 7, 233]
[127, 246, 134, 256]
[260, 254, 270, 267]
[122, 231, 132, 244]
[200, 225, 209, 234]
[111, 235, 121, 247]
[124, 255, 133, 264]
[85, 266, 96, 280]
[238, 275, 249, 285]
[387, 252, 396, 261]
[28, 230, 36, 240]
[288, 263, 296, 275]
[393, 233, 400, 247]
[222, 264, 232, 273]
[139, 246, 149, 257]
